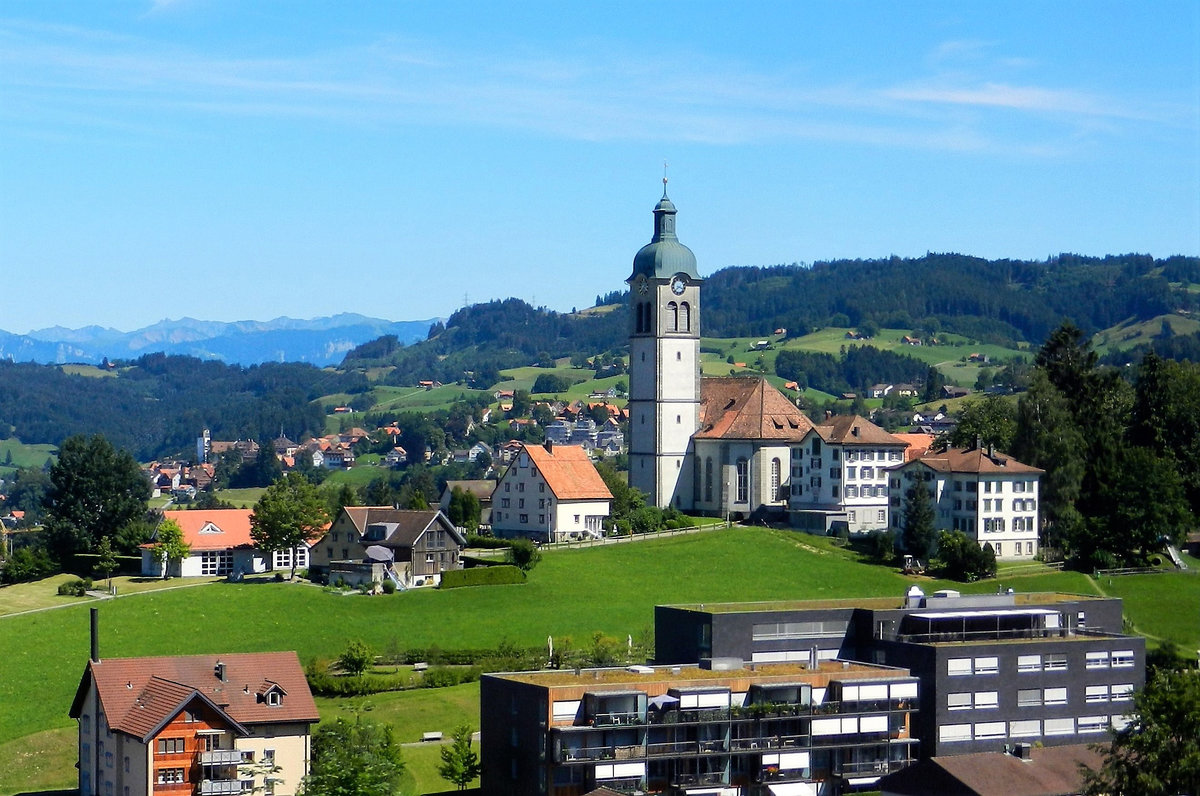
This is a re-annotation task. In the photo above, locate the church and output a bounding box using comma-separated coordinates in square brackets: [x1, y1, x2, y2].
[626, 182, 816, 520]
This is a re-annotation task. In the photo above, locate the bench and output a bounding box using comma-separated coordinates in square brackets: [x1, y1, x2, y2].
[422, 731, 443, 742]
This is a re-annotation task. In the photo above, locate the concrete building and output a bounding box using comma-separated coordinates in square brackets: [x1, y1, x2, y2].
[491, 442, 613, 542]
[888, 446, 1043, 560]
[481, 659, 921, 796]
[655, 590, 1144, 759]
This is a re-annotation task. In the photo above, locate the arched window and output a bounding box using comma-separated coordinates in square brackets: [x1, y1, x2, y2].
[736, 458, 749, 503]
[667, 301, 679, 331]
[680, 301, 691, 331]
[771, 458, 781, 502]
[705, 457, 713, 503]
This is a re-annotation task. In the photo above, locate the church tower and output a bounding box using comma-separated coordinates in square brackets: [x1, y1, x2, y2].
[627, 181, 702, 508]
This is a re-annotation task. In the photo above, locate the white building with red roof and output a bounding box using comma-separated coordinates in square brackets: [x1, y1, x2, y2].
[70, 647, 318, 796]
[491, 441, 613, 542]
[140, 510, 313, 579]
[888, 445, 1044, 559]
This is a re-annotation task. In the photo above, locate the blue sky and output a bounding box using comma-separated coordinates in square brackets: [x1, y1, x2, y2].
[2, 1, 1198, 334]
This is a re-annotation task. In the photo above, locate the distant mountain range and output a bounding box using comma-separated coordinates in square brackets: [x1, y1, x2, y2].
[0, 314, 439, 367]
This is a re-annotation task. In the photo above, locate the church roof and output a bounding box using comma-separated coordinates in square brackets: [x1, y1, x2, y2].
[695, 377, 814, 441]
[628, 186, 700, 281]
[910, 446, 1044, 476]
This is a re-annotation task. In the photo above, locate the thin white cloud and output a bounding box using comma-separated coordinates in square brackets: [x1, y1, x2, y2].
[0, 18, 1189, 156]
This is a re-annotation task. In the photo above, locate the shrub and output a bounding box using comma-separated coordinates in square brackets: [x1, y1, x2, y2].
[440, 566, 527, 589]
[505, 539, 542, 572]
[337, 640, 374, 676]
[57, 578, 92, 597]
[421, 665, 483, 689]
[380, 578, 396, 594]
[465, 533, 510, 549]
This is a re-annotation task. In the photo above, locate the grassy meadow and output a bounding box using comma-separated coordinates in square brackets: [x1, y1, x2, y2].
[2, 526, 1192, 795]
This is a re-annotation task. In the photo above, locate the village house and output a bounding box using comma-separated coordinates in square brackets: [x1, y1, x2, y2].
[308, 507, 464, 588]
[491, 441, 613, 543]
[71, 640, 318, 796]
[140, 509, 315, 578]
[439, 479, 497, 527]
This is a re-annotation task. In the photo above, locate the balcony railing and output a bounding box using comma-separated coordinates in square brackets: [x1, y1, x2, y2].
[199, 750, 243, 766]
[559, 744, 641, 763]
[198, 779, 242, 795]
[590, 711, 644, 727]
[673, 772, 727, 787]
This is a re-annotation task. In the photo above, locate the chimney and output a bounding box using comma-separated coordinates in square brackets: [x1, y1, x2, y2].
[544, 439, 554, 454]
[90, 607, 100, 663]
[214, 660, 226, 682]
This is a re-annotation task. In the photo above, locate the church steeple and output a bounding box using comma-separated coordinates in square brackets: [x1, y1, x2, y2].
[628, 181, 699, 282]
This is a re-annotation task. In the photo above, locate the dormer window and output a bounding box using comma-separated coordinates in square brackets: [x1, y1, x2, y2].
[267, 692, 282, 707]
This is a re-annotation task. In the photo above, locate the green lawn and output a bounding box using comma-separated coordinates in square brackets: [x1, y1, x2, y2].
[214, 487, 268, 508]
[0, 527, 1177, 795]
[1095, 570, 1200, 651]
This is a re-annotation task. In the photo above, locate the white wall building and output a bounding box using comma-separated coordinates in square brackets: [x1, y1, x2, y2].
[491, 442, 613, 543]
[789, 415, 908, 534]
[889, 446, 1043, 559]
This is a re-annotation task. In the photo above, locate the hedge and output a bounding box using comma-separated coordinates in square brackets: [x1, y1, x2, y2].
[465, 534, 511, 549]
[439, 565, 526, 589]
[71, 553, 142, 576]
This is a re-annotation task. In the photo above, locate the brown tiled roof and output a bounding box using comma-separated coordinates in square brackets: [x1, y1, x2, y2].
[70, 651, 318, 741]
[523, 443, 613, 501]
[915, 446, 1044, 475]
[695, 377, 813, 441]
[877, 744, 1103, 796]
[338, 507, 463, 548]
[893, 433, 936, 461]
[810, 414, 905, 446]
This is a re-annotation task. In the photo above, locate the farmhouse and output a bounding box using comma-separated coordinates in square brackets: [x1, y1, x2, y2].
[308, 506, 464, 588]
[491, 441, 613, 542]
[71, 646, 318, 796]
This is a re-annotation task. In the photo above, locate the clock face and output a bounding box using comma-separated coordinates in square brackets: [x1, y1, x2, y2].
[636, 278, 649, 295]
[671, 277, 686, 295]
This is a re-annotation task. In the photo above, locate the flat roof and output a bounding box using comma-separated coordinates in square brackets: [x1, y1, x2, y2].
[913, 608, 1059, 620]
[664, 592, 1105, 614]
[490, 660, 909, 687]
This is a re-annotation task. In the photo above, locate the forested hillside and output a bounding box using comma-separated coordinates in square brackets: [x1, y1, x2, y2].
[702, 252, 1197, 344]
[0, 354, 353, 460]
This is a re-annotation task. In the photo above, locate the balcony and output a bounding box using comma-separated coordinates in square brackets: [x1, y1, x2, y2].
[199, 750, 243, 766]
[673, 772, 727, 788]
[559, 744, 642, 763]
[590, 711, 644, 727]
[198, 779, 242, 795]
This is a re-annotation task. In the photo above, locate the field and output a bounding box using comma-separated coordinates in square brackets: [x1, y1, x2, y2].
[2, 528, 1192, 795]
[0, 438, 58, 478]
[1093, 313, 1200, 356]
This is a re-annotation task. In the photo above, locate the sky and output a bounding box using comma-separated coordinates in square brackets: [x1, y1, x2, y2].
[2, 1, 1198, 335]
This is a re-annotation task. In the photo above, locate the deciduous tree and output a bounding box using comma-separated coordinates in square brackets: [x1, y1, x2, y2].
[43, 434, 150, 563]
[1082, 669, 1200, 795]
[250, 473, 330, 579]
[304, 716, 406, 796]
[438, 724, 481, 790]
[151, 518, 191, 579]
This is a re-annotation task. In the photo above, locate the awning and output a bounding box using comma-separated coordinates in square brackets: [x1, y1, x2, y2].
[648, 694, 680, 709]
[365, 545, 394, 562]
[915, 608, 1057, 620]
[767, 783, 817, 796]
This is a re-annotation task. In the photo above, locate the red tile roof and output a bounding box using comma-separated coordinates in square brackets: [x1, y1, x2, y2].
[695, 377, 813, 441]
[892, 432, 936, 461]
[161, 509, 254, 551]
[877, 744, 1102, 796]
[523, 443, 613, 501]
[70, 651, 318, 741]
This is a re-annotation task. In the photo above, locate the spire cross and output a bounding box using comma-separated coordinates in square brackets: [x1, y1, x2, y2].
[662, 161, 669, 197]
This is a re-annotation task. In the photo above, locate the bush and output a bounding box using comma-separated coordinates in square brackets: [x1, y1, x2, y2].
[440, 566, 527, 589]
[465, 533, 510, 549]
[505, 539, 542, 572]
[421, 665, 483, 689]
[57, 578, 92, 596]
[380, 578, 396, 594]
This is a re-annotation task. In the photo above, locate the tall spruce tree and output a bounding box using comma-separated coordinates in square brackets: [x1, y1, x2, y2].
[901, 480, 937, 560]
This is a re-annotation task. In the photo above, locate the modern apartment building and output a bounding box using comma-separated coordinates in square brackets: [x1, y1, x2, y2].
[481, 660, 921, 796]
[655, 589, 1144, 758]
